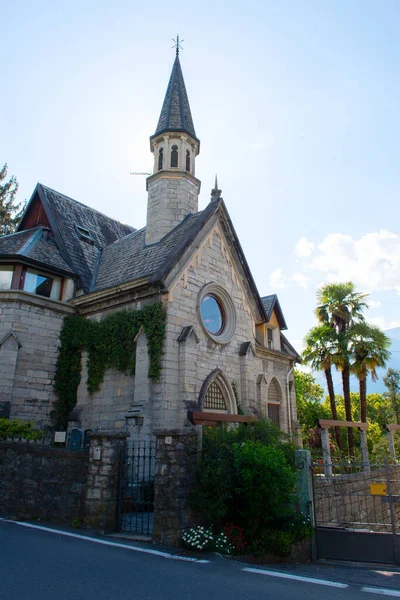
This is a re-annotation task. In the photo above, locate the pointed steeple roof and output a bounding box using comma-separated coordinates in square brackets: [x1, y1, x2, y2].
[151, 55, 199, 145]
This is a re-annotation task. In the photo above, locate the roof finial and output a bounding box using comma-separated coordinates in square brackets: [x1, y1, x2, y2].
[172, 35, 184, 56]
[211, 175, 222, 201]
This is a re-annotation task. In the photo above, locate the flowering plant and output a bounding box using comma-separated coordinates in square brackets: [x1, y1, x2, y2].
[223, 524, 247, 554]
[181, 526, 215, 551]
[181, 526, 233, 553]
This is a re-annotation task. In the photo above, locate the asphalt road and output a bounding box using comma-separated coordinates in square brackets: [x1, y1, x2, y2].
[1, 520, 399, 600]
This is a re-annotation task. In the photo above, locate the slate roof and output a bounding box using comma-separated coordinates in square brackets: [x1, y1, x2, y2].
[281, 333, 301, 362]
[94, 202, 217, 292]
[261, 294, 287, 330]
[0, 226, 74, 274]
[151, 55, 198, 143]
[18, 185, 135, 292]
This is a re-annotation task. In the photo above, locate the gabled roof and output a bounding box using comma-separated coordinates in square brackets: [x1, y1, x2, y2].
[0, 226, 74, 275]
[93, 198, 268, 323]
[151, 55, 198, 144]
[17, 184, 135, 292]
[261, 294, 287, 330]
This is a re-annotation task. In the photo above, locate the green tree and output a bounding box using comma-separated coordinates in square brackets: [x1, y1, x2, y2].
[302, 325, 342, 448]
[349, 322, 391, 422]
[294, 369, 330, 451]
[0, 164, 24, 235]
[315, 282, 368, 456]
[383, 368, 400, 425]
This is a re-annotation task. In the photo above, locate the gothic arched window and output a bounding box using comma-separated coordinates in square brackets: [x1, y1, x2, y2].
[185, 149, 190, 172]
[267, 378, 281, 428]
[158, 148, 163, 171]
[171, 145, 178, 168]
[204, 381, 227, 411]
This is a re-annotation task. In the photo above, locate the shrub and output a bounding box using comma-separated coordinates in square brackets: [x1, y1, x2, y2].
[0, 418, 43, 441]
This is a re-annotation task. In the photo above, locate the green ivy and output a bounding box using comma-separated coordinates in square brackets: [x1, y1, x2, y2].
[52, 303, 166, 428]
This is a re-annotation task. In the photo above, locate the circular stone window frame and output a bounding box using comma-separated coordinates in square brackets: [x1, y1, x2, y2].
[198, 283, 237, 344]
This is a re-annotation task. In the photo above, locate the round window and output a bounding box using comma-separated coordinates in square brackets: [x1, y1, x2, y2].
[200, 294, 225, 334]
[198, 284, 237, 344]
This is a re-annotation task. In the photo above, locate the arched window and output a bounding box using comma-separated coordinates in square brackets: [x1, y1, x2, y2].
[267, 378, 281, 428]
[158, 148, 163, 171]
[185, 149, 190, 172]
[171, 145, 178, 168]
[204, 381, 227, 411]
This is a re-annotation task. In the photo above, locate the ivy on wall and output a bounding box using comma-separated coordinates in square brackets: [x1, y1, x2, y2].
[52, 303, 166, 428]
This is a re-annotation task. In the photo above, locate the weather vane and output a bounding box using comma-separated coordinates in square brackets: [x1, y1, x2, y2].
[172, 35, 184, 56]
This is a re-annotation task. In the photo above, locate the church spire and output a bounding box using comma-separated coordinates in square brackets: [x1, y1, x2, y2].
[150, 49, 199, 149]
[145, 43, 201, 246]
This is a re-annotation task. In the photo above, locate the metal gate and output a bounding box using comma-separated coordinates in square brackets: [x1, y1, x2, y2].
[312, 459, 400, 565]
[118, 440, 156, 536]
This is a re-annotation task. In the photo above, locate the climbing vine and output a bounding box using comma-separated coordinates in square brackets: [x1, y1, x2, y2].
[52, 303, 166, 428]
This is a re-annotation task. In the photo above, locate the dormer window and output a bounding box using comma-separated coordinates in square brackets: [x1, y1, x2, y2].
[76, 225, 95, 244]
[158, 147, 164, 171]
[170, 145, 178, 168]
[185, 150, 190, 172]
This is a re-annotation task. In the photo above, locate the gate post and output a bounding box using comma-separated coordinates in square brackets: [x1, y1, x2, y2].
[359, 429, 370, 472]
[153, 428, 198, 546]
[387, 430, 397, 463]
[295, 449, 313, 523]
[84, 431, 128, 533]
[320, 428, 333, 478]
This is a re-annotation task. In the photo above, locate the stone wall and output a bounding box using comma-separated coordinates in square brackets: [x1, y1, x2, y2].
[0, 442, 88, 523]
[0, 291, 74, 426]
[153, 428, 198, 546]
[314, 466, 400, 530]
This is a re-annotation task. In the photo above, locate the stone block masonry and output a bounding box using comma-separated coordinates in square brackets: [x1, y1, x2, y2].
[0, 442, 88, 524]
[0, 291, 74, 427]
[153, 428, 199, 546]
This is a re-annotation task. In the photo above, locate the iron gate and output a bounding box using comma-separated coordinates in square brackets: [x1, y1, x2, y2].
[118, 440, 156, 536]
[312, 459, 400, 565]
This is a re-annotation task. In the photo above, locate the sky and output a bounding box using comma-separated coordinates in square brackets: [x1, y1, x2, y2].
[2, 0, 400, 353]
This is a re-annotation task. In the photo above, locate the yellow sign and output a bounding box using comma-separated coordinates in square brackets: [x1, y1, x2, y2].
[370, 483, 387, 496]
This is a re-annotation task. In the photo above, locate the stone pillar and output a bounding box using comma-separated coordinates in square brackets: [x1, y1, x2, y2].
[360, 429, 370, 472]
[153, 428, 198, 546]
[321, 428, 332, 478]
[84, 431, 128, 533]
[387, 430, 397, 463]
[295, 449, 314, 524]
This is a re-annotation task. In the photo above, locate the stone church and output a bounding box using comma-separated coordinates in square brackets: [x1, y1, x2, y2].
[0, 51, 300, 442]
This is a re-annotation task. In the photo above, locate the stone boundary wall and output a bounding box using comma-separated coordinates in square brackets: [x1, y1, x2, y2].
[314, 466, 400, 530]
[0, 442, 88, 524]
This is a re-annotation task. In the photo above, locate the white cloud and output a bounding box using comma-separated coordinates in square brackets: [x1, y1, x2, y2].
[292, 272, 309, 289]
[367, 316, 400, 331]
[368, 300, 382, 309]
[294, 237, 315, 258]
[308, 230, 400, 294]
[270, 268, 289, 289]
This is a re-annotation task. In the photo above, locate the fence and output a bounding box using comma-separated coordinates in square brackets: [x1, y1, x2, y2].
[312, 459, 400, 564]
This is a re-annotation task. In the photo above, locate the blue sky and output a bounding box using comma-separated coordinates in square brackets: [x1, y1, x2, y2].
[2, 0, 400, 350]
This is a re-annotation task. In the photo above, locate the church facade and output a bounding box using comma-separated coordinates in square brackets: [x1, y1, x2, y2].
[0, 51, 300, 442]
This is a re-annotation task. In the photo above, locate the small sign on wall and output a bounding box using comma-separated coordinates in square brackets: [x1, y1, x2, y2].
[54, 431, 66, 443]
[94, 447, 101, 460]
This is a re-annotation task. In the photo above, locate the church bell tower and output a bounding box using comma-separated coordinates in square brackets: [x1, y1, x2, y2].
[145, 42, 201, 246]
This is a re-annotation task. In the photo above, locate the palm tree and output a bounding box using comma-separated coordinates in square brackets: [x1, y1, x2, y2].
[315, 282, 368, 456]
[302, 324, 342, 449]
[349, 323, 391, 422]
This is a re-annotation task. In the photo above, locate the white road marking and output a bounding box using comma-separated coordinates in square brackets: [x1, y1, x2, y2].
[242, 567, 349, 588]
[361, 588, 400, 597]
[1, 519, 210, 563]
